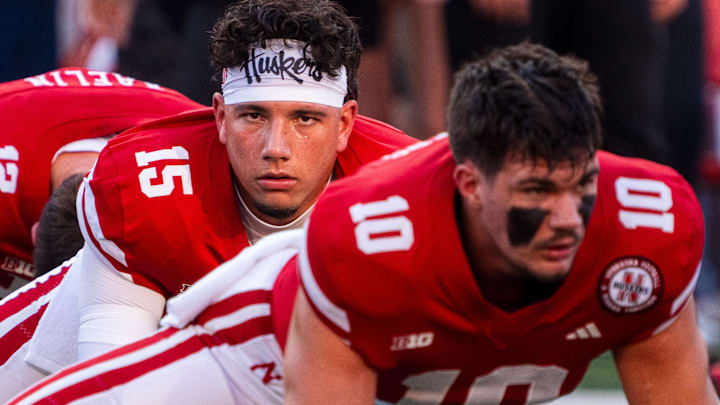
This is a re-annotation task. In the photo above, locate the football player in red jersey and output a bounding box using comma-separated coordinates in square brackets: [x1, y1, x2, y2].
[283, 43, 718, 404]
[0, 68, 203, 402]
[0, 1, 412, 402]
[35, 0, 413, 372]
[9, 44, 715, 405]
[0, 68, 203, 298]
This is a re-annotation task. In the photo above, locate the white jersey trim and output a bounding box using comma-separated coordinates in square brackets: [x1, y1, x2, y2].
[77, 169, 128, 267]
[298, 221, 350, 333]
[652, 313, 681, 337]
[203, 303, 271, 332]
[0, 262, 68, 339]
[0, 291, 54, 340]
[51, 136, 110, 164]
[163, 230, 302, 329]
[13, 327, 197, 405]
[0, 255, 72, 307]
[670, 260, 701, 316]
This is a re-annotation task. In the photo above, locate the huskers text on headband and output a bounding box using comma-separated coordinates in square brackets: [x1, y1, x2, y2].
[222, 39, 348, 108]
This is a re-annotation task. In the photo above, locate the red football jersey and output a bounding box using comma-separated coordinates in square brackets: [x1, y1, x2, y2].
[300, 134, 704, 404]
[0, 68, 203, 287]
[80, 110, 415, 297]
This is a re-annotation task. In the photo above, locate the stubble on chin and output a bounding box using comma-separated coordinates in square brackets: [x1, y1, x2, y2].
[255, 202, 298, 221]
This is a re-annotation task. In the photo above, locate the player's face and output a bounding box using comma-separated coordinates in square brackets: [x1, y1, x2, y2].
[473, 155, 600, 282]
[213, 95, 357, 225]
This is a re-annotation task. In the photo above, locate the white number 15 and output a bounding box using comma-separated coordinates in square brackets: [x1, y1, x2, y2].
[135, 146, 193, 198]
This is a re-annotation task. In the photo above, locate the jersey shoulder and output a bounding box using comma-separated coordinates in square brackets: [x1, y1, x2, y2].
[582, 152, 703, 330]
[0, 68, 191, 98]
[300, 135, 457, 329]
[593, 151, 703, 256]
[0, 70, 202, 267]
[335, 115, 416, 178]
[80, 110, 248, 296]
[88, 109, 220, 201]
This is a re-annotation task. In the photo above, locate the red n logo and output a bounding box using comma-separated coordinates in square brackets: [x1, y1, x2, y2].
[616, 271, 644, 303]
[251, 362, 282, 384]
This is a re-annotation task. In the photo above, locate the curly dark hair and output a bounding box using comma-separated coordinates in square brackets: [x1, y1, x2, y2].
[210, 0, 362, 101]
[447, 42, 603, 177]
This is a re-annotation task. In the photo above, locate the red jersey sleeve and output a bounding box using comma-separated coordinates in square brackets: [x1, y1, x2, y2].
[0, 68, 203, 267]
[298, 198, 418, 368]
[78, 110, 250, 297]
[592, 152, 704, 343]
[334, 115, 416, 178]
[298, 136, 453, 368]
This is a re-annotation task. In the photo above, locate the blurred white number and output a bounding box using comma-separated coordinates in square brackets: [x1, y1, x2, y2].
[396, 365, 569, 405]
[615, 177, 674, 233]
[0, 146, 19, 194]
[350, 195, 414, 255]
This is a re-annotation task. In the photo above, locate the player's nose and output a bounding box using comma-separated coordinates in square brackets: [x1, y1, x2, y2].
[547, 193, 583, 230]
[261, 118, 292, 161]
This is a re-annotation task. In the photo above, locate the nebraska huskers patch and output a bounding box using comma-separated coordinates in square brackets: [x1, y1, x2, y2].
[598, 257, 663, 315]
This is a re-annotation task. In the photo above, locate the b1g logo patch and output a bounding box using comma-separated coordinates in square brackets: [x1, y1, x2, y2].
[598, 257, 663, 315]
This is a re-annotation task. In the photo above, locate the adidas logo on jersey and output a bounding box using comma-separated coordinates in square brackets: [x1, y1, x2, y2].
[565, 322, 602, 340]
[391, 332, 434, 351]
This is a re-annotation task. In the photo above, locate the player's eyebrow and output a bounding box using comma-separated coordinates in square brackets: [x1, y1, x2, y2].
[292, 109, 328, 118]
[232, 104, 269, 114]
[517, 178, 556, 188]
[517, 166, 600, 187]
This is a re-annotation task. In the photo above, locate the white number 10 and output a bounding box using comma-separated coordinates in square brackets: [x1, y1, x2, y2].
[615, 177, 674, 233]
[350, 195, 414, 255]
[393, 365, 569, 405]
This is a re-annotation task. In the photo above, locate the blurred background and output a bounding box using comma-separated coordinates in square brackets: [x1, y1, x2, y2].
[2, 0, 719, 402]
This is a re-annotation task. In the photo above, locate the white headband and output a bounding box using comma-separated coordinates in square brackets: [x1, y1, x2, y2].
[222, 39, 348, 108]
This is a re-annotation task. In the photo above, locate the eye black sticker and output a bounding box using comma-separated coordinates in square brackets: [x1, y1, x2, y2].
[579, 195, 596, 226]
[507, 207, 549, 246]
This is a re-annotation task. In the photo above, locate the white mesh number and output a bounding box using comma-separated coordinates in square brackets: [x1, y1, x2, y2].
[0, 145, 19, 194]
[397, 370, 461, 405]
[349, 195, 414, 255]
[465, 365, 568, 404]
[135, 146, 193, 198]
[615, 177, 674, 233]
[397, 365, 569, 405]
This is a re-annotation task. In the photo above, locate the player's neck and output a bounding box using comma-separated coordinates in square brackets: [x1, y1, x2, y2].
[455, 194, 559, 313]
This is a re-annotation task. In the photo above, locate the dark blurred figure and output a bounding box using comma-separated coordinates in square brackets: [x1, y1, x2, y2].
[118, 0, 232, 105]
[444, 0, 529, 72]
[0, 0, 57, 81]
[336, 0, 393, 124]
[661, 0, 705, 184]
[531, 0, 669, 167]
[438, 0, 700, 181]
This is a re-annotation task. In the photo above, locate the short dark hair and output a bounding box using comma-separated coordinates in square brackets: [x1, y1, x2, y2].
[33, 173, 85, 276]
[209, 0, 362, 102]
[447, 42, 603, 177]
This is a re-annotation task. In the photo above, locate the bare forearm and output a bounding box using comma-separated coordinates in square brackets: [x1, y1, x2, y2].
[284, 290, 376, 404]
[615, 300, 719, 404]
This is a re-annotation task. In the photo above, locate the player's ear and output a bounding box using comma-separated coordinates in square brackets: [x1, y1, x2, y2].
[336, 100, 358, 153]
[212, 92, 228, 144]
[454, 160, 485, 207]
